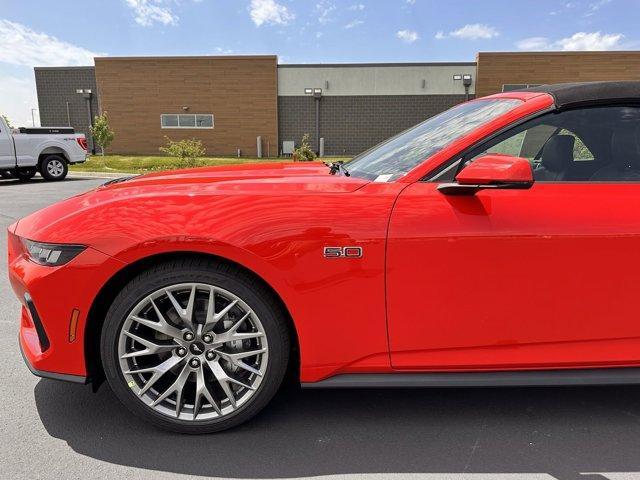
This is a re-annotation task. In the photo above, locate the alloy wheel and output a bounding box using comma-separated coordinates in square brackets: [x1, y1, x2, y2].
[46, 159, 65, 178]
[117, 283, 269, 421]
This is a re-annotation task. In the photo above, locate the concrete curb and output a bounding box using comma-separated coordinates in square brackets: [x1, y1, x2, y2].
[68, 171, 137, 179]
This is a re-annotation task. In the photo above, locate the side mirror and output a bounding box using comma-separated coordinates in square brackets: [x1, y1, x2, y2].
[438, 154, 534, 196]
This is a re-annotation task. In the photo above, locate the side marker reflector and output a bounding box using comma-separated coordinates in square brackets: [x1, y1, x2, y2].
[69, 309, 80, 342]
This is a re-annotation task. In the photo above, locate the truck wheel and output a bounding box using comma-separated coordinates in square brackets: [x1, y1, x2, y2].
[14, 168, 37, 181]
[40, 155, 68, 181]
[0, 170, 14, 179]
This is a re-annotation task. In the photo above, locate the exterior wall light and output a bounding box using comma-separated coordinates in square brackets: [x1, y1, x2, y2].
[304, 87, 324, 154]
[76, 88, 95, 153]
[462, 75, 473, 100]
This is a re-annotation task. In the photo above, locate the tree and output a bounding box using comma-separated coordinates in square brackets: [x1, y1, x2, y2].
[90, 112, 115, 155]
[159, 137, 206, 168]
[293, 133, 316, 161]
[2, 115, 12, 128]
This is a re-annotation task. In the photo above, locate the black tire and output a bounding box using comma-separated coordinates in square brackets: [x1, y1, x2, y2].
[0, 170, 14, 179]
[100, 258, 290, 434]
[14, 168, 37, 181]
[39, 155, 68, 181]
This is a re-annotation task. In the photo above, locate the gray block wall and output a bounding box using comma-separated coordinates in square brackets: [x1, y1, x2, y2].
[34, 67, 99, 152]
[278, 94, 472, 156]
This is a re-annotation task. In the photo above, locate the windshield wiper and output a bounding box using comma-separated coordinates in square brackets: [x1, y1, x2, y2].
[326, 161, 350, 177]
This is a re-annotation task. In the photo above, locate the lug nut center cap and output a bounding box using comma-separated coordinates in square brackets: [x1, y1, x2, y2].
[189, 341, 205, 355]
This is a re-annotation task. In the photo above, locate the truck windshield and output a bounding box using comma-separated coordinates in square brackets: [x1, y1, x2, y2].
[345, 98, 523, 181]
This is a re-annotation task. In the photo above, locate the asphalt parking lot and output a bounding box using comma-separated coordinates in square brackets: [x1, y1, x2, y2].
[2, 176, 640, 480]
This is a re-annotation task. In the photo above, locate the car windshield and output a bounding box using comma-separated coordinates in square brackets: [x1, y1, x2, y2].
[345, 98, 523, 181]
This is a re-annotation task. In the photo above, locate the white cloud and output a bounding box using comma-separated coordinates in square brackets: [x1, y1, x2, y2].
[396, 29, 419, 43]
[249, 0, 295, 26]
[0, 21, 103, 127]
[549, 0, 611, 17]
[585, 0, 612, 16]
[345, 19, 364, 29]
[515, 36, 550, 50]
[449, 23, 498, 40]
[214, 47, 235, 55]
[559, 31, 622, 50]
[0, 73, 38, 127]
[516, 31, 624, 51]
[124, 0, 178, 27]
[348, 3, 365, 10]
[434, 30, 445, 40]
[406, 0, 416, 4]
[315, 1, 336, 24]
[0, 20, 102, 67]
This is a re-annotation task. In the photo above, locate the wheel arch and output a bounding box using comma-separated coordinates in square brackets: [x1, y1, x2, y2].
[38, 148, 70, 166]
[84, 250, 300, 389]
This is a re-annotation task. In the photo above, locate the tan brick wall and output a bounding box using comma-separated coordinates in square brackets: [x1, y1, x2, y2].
[476, 51, 640, 98]
[95, 56, 278, 156]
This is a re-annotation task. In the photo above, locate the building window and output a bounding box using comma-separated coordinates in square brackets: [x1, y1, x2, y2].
[502, 84, 541, 92]
[161, 114, 214, 129]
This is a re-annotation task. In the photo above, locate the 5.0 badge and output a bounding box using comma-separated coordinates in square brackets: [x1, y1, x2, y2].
[323, 246, 363, 258]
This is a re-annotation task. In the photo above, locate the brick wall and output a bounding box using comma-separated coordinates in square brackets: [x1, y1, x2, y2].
[34, 67, 99, 151]
[476, 51, 640, 98]
[95, 56, 278, 156]
[278, 94, 470, 156]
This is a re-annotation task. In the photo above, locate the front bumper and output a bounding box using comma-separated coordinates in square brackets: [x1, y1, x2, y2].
[19, 332, 87, 383]
[8, 228, 125, 382]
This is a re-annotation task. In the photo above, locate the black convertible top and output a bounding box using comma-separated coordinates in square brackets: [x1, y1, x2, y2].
[523, 81, 640, 109]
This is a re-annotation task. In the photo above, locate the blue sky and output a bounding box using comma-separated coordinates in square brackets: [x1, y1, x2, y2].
[0, 0, 638, 125]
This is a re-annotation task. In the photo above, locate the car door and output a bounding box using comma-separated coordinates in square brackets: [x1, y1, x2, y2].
[387, 104, 640, 371]
[0, 122, 15, 168]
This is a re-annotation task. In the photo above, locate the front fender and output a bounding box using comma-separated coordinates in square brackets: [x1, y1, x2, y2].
[111, 236, 299, 326]
[15, 185, 397, 382]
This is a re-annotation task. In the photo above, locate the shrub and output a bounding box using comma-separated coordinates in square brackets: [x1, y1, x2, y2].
[159, 137, 206, 168]
[90, 111, 115, 155]
[293, 133, 316, 162]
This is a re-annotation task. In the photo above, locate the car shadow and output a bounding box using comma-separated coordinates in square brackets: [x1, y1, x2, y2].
[34, 379, 640, 479]
[0, 177, 99, 186]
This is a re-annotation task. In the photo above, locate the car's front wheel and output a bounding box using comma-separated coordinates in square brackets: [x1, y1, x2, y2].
[100, 258, 290, 433]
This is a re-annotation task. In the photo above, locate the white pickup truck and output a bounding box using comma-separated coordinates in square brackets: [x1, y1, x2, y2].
[0, 115, 88, 181]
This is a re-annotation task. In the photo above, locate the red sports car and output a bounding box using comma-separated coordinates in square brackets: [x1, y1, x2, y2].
[8, 82, 640, 433]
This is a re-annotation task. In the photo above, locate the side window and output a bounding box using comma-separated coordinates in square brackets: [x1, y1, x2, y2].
[557, 129, 595, 161]
[459, 106, 640, 182]
[486, 124, 557, 162]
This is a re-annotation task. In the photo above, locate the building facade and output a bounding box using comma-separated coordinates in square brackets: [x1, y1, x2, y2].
[95, 56, 278, 156]
[34, 66, 99, 152]
[278, 63, 475, 155]
[475, 51, 640, 97]
[34, 51, 640, 157]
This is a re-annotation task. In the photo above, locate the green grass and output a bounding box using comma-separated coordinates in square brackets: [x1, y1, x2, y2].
[70, 155, 352, 174]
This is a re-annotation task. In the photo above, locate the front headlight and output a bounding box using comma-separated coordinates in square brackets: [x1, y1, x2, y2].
[21, 239, 86, 266]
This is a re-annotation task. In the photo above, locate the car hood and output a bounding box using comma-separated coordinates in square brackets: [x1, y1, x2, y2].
[14, 162, 369, 242]
[108, 162, 364, 191]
